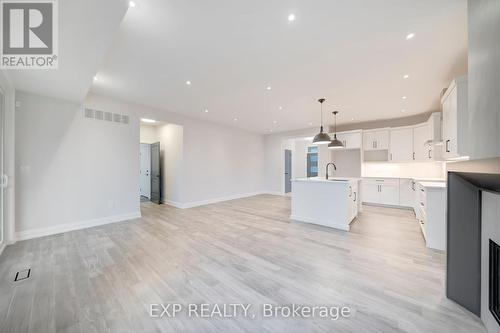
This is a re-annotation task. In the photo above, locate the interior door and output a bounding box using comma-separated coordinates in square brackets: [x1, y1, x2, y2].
[140, 143, 151, 198]
[284, 150, 292, 193]
[0, 90, 4, 249]
[150, 142, 161, 204]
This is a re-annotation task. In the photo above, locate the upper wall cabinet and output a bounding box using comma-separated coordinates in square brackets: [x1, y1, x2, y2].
[413, 123, 432, 161]
[363, 129, 389, 151]
[334, 130, 362, 149]
[389, 127, 413, 161]
[441, 76, 468, 159]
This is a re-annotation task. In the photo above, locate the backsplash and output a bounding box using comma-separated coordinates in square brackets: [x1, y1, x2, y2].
[362, 161, 446, 179]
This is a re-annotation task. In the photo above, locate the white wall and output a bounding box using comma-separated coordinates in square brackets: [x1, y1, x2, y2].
[140, 125, 159, 144]
[481, 191, 500, 333]
[0, 71, 15, 246]
[85, 93, 265, 207]
[15, 91, 140, 239]
[157, 124, 183, 204]
[468, 0, 500, 160]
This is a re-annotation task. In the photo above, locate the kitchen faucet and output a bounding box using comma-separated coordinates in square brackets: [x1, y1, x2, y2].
[325, 162, 337, 180]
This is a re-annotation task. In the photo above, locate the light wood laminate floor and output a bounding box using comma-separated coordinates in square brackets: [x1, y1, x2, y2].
[0, 195, 486, 332]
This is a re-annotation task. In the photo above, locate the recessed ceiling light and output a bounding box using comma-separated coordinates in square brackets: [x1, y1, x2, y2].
[406, 33, 415, 40]
[129, 1, 136, 8]
[401, 109, 406, 113]
[403, 74, 409, 79]
[266, 86, 272, 91]
[273, 120, 278, 124]
[288, 14, 295, 22]
[402, 96, 407, 100]
[278, 106, 283, 110]
[141, 118, 156, 123]
[351, 117, 355, 121]
[233, 118, 238, 122]
[186, 80, 191, 85]
[93, 76, 98, 81]
[204, 109, 209, 113]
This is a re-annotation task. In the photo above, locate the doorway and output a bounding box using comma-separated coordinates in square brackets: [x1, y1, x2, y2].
[140, 143, 151, 199]
[139, 142, 161, 204]
[284, 149, 292, 193]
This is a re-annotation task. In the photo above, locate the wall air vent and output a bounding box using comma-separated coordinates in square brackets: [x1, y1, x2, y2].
[95, 110, 104, 120]
[104, 112, 113, 122]
[82, 106, 130, 126]
[84, 108, 94, 119]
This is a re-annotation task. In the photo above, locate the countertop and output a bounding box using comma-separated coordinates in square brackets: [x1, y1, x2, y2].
[292, 177, 361, 183]
[363, 176, 446, 182]
[418, 181, 447, 189]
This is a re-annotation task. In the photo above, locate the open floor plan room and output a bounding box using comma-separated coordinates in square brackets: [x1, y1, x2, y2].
[0, 197, 485, 332]
[1, 0, 500, 332]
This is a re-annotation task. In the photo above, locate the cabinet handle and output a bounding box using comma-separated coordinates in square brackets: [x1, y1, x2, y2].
[413, 152, 415, 160]
[349, 186, 352, 197]
[411, 181, 415, 191]
[446, 140, 450, 153]
[353, 192, 357, 202]
[428, 149, 432, 159]
[390, 153, 393, 161]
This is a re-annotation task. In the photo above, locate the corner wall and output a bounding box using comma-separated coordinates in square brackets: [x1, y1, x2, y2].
[15, 91, 141, 240]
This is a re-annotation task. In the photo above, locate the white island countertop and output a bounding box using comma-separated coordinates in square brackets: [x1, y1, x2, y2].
[291, 177, 362, 231]
[292, 177, 361, 183]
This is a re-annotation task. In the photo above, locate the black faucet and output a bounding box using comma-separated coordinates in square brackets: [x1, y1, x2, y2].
[325, 162, 337, 180]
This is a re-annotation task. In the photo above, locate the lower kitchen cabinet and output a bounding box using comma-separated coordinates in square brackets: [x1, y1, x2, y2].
[361, 178, 399, 206]
[362, 177, 446, 251]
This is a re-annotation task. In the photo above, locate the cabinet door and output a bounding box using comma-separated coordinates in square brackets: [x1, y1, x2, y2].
[375, 130, 389, 150]
[363, 132, 377, 150]
[379, 183, 399, 206]
[361, 182, 379, 204]
[364, 130, 389, 150]
[399, 179, 414, 207]
[337, 132, 362, 149]
[413, 124, 431, 161]
[443, 85, 458, 158]
[448, 86, 458, 156]
[390, 128, 413, 161]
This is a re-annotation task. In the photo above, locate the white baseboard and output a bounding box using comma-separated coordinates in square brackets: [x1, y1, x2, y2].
[15, 211, 142, 242]
[162, 191, 282, 209]
[290, 214, 350, 231]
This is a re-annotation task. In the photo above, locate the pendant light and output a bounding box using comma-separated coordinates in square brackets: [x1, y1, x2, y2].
[328, 111, 344, 149]
[312, 98, 331, 144]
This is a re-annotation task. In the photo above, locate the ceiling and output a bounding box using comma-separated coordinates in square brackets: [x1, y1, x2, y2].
[5, 0, 128, 102]
[7, 0, 467, 134]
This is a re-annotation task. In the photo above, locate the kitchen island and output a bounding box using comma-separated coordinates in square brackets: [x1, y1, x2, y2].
[290, 177, 362, 231]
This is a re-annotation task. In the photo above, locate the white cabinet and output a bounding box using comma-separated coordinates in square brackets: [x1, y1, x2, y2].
[398, 178, 414, 207]
[413, 123, 431, 161]
[442, 76, 468, 159]
[335, 130, 362, 149]
[347, 182, 359, 222]
[363, 130, 389, 151]
[389, 127, 413, 161]
[361, 178, 399, 206]
[416, 182, 446, 251]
